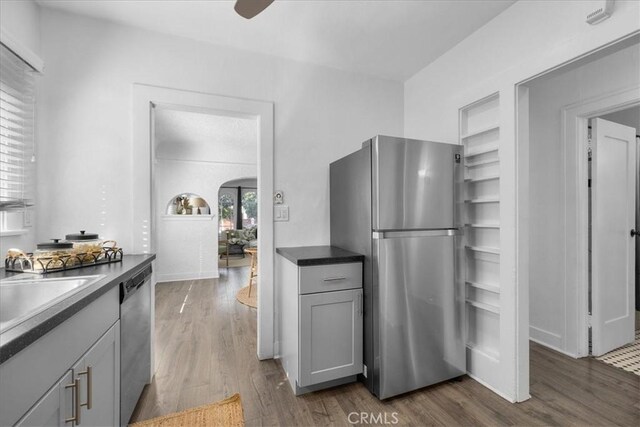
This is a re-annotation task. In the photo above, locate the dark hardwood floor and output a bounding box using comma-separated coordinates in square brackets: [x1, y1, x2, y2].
[131, 268, 640, 426]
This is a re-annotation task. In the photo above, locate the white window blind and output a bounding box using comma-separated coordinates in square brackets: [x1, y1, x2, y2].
[0, 43, 36, 211]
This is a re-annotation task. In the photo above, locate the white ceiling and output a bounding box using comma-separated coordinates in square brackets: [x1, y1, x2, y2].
[154, 107, 257, 164]
[37, 0, 515, 81]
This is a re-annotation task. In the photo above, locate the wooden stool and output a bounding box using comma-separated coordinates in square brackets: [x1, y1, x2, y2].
[245, 248, 258, 297]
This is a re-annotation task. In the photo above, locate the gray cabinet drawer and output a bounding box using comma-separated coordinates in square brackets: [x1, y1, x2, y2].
[298, 262, 362, 294]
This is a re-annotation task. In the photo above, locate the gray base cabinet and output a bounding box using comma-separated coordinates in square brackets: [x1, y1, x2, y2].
[1, 285, 120, 427]
[299, 288, 363, 387]
[16, 322, 120, 427]
[72, 321, 120, 426]
[277, 255, 363, 395]
[15, 371, 74, 427]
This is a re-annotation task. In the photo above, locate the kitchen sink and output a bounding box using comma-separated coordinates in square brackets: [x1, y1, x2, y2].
[0, 274, 106, 334]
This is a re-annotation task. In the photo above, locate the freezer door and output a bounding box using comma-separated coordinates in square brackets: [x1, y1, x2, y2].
[371, 136, 462, 230]
[373, 233, 465, 399]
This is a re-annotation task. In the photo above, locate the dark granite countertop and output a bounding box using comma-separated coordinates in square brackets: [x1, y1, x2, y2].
[0, 254, 155, 364]
[276, 246, 364, 266]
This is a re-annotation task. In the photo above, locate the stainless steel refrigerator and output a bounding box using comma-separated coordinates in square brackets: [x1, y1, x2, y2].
[330, 135, 466, 399]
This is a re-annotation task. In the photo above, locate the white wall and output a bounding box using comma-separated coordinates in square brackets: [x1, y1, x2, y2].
[404, 0, 640, 402]
[0, 0, 41, 57]
[527, 43, 640, 355]
[405, 1, 640, 141]
[0, 0, 41, 257]
[36, 8, 403, 254]
[155, 159, 256, 282]
[153, 107, 257, 282]
[154, 108, 258, 165]
[222, 178, 257, 188]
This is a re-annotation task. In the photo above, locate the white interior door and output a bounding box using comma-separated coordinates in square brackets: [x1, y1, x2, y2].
[591, 118, 637, 356]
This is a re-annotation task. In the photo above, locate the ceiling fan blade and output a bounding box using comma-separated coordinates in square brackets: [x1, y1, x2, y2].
[234, 0, 275, 19]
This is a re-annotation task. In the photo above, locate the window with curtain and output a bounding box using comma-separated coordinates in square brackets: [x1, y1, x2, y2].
[0, 43, 36, 231]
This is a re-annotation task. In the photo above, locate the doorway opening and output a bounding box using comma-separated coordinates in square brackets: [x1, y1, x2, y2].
[587, 108, 640, 374]
[518, 36, 639, 376]
[152, 107, 258, 282]
[218, 177, 258, 271]
[132, 84, 275, 369]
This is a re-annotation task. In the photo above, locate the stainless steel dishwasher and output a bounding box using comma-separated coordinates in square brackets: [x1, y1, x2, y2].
[120, 264, 152, 426]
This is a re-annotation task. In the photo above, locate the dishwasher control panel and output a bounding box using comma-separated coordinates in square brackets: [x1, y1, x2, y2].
[120, 264, 152, 303]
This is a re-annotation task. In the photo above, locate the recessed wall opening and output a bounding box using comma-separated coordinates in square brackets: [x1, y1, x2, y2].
[517, 37, 639, 375]
[165, 193, 211, 216]
[133, 84, 275, 380]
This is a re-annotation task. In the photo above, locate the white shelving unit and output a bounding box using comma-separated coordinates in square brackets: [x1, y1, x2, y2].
[460, 93, 501, 377]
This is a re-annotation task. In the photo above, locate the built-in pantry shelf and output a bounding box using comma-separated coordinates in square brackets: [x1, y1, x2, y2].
[464, 144, 499, 158]
[460, 124, 500, 140]
[466, 299, 500, 314]
[465, 245, 500, 255]
[464, 197, 500, 204]
[464, 175, 499, 183]
[461, 92, 501, 375]
[464, 157, 499, 168]
[466, 344, 500, 364]
[466, 280, 500, 294]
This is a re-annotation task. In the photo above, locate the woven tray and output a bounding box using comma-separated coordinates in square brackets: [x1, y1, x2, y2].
[5, 247, 123, 274]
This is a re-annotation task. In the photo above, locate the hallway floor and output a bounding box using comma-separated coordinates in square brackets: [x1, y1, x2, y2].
[131, 269, 640, 426]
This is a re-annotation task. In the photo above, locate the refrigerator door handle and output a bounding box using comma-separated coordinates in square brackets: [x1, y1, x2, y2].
[372, 229, 462, 239]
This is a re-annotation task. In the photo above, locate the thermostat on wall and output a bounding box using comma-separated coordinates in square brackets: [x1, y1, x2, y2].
[274, 191, 284, 205]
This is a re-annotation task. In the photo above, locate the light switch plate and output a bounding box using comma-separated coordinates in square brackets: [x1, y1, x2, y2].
[274, 205, 289, 221]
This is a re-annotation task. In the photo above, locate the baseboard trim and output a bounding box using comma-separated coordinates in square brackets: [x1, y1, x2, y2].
[295, 375, 357, 396]
[529, 337, 578, 359]
[466, 373, 517, 403]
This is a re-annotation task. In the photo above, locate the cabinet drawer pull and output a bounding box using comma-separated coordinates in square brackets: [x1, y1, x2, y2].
[323, 277, 347, 282]
[65, 378, 81, 425]
[78, 366, 92, 410]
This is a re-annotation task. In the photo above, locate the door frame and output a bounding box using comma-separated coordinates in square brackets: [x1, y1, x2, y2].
[562, 86, 640, 356]
[132, 84, 275, 360]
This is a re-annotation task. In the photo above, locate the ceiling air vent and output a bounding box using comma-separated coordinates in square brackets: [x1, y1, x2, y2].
[586, 0, 615, 25]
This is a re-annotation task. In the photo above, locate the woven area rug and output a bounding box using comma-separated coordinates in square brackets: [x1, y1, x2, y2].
[236, 285, 257, 308]
[596, 330, 640, 376]
[130, 394, 244, 427]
